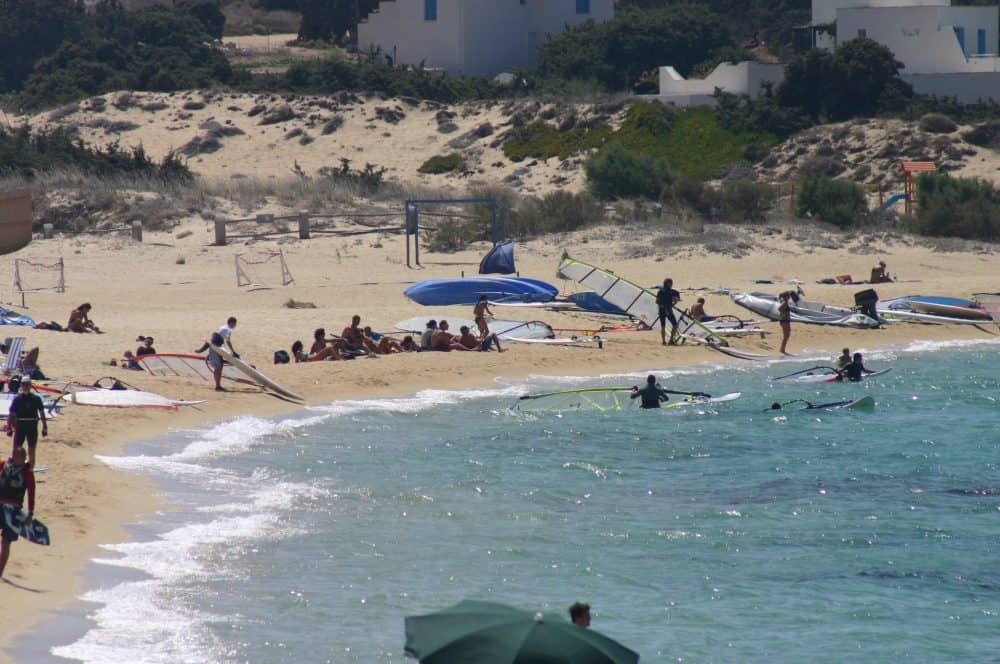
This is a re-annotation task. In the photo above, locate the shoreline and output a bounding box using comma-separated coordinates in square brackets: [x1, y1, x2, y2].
[5, 329, 999, 662]
[0, 224, 997, 662]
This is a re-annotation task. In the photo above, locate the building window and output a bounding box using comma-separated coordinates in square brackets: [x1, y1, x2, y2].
[978, 28, 987, 55]
[857, 29, 866, 38]
[576, 0, 590, 14]
[954, 26, 965, 54]
[425, 0, 436, 21]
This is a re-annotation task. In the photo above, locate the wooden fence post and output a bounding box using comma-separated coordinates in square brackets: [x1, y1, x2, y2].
[42, 223, 54, 239]
[298, 212, 310, 239]
[214, 219, 227, 246]
[131, 219, 143, 242]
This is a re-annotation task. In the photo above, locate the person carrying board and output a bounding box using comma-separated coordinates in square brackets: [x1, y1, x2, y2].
[0, 447, 35, 578]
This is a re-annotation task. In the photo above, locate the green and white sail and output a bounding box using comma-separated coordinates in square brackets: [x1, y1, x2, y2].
[516, 388, 635, 412]
[557, 255, 725, 344]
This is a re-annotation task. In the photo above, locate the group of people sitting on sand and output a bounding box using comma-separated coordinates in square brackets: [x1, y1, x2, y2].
[289, 310, 505, 362]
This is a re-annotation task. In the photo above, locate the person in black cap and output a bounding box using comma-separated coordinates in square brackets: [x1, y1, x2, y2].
[6, 377, 47, 467]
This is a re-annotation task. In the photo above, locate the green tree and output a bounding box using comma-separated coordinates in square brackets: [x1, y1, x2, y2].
[176, 0, 226, 41]
[778, 38, 911, 121]
[299, 0, 357, 42]
[536, 6, 734, 91]
[0, 0, 85, 92]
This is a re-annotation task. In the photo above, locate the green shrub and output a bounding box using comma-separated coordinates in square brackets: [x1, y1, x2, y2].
[418, 153, 463, 174]
[909, 173, 1000, 241]
[508, 191, 604, 236]
[796, 175, 868, 228]
[502, 121, 612, 162]
[919, 113, 957, 134]
[666, 178, 775, 223]
[585, 143, 673, 200]
[0, 125, 192, 181]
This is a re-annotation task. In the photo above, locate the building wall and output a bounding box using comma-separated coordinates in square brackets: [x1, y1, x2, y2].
[461, 0, 529, 75]
[904, 72, 1000, 101]
[358, 0, 614, 76]
[812, 0, 949, 25]
[358, 0, 466, 71]
[837, 5, 997, 73]
[653, 62, 784, 107]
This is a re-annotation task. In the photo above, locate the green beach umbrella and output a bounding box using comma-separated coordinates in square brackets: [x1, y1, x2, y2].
[404, 599, 640, 663]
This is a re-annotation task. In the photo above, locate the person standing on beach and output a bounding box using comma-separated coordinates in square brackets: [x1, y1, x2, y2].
[473, 295, 494, 338]
[0, 446, 35, 578]
[630, 375, 669, 409]
[778, 292, 792, 355]
[569, 602, 591, 628]
[6, 378, 47, 467]
[205, 317, 238, 392]
[657, 278, 681, 345]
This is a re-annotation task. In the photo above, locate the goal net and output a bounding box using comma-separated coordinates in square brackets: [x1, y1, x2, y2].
[12, 257, 65, 305]
[235, 249, 294, 289]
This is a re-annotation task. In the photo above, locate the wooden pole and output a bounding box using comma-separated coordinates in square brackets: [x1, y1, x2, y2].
[298, 212, 311, 240]
[214, 219, 227, 246]
[131, 219, 143, 242]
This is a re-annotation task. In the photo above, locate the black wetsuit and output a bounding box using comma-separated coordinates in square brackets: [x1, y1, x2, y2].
[634, 385, 668, 409]
[656, 288, 680, 327]
[9, 393, 44, 449]
[841, 361, 866, 382]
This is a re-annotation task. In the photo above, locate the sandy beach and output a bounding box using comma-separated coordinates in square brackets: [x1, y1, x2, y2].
[0, 209, 996, 661]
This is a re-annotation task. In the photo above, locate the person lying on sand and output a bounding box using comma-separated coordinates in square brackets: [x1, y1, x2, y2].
[431, 321, 471, 351]
[363, 326, 403, 354]
[67, 303, 102, 333]
[292, 339, 341, 362]
[458, 326, 505, 353]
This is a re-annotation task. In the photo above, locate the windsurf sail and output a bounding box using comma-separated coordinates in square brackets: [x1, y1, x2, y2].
[516, 387, 634, 412]
[557, 256, 725, 344]
[138, 353, 255, 385]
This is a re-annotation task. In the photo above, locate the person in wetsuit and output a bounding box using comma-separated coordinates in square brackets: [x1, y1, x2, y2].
[630, 375, 669, 409]
[839, 352, 876, 382]
[6, 378, 47, 467]
[656, 278, 681, 346]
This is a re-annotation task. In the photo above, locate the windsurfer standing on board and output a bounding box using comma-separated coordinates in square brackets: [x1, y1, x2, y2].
[630, 375, 669, 409]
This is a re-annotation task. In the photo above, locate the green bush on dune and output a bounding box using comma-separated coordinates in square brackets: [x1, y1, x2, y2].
[418, 153, 464, 174]
[796, 174, 868, 228]
[910, 173, 1000, 242]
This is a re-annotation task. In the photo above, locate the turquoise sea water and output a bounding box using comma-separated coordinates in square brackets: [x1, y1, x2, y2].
[47, 340, 1000, 663]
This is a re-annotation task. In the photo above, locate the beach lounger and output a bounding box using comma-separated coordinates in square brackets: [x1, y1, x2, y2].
[2, 336, 25, 375]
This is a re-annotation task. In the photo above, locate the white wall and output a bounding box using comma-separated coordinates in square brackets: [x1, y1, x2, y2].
[358, 0, 465, 71]
[905, 72, 1000, 101]
[462, 0, 529, 75]
[358, 0, 614, 76]
[813, 0, 949, 25]
[654, 62, 785, 107]
[838, 5, 998, 73]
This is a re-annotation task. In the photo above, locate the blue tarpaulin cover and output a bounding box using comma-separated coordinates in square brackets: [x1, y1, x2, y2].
[479, 240, 515, 274]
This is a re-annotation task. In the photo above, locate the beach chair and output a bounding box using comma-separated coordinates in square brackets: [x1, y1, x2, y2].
[2, 336, 25, 375]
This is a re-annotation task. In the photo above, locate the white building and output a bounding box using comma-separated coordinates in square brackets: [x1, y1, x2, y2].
[357, 0, 615, 76]
[812, 0, 1000, 102]
[650, 61, 785, 107]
